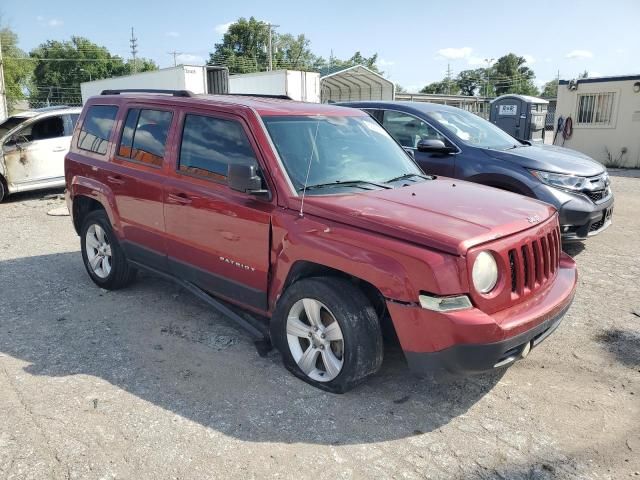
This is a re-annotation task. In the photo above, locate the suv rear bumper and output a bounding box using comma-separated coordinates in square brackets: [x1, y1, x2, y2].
[387, 254, 577, 374]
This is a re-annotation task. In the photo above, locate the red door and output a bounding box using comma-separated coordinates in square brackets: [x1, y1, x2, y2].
[109, 105, 175, 268]
[163, 108, 273, 312]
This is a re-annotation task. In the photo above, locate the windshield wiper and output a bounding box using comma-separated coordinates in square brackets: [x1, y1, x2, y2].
[299, 180, 392, 192]
[385, 172, 432, 183]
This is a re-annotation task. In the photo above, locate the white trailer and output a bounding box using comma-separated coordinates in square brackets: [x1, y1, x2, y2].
[80, 65, 228, 103]
[228, 70, 320, 102]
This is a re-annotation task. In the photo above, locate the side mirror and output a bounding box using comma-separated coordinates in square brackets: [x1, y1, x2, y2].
[416, 139, 454, 154]
[403, 147, 415, 159]
[228, 164, 269, 198]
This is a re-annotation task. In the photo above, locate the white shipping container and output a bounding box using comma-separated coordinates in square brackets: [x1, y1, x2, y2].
[228, 70, 320, 102]
[80, 65, 228, 103]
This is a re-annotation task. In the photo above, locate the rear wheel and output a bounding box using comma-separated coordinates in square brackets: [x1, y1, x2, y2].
[271, 277, 383, 393]
[80, 210, 136, 289]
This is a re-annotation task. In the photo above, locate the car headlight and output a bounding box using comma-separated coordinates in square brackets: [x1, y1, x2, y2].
[472, 251, 498, 294]
[530, 170, 587, 191]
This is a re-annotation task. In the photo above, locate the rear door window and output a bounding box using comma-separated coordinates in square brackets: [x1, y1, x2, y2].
[178, 114, 258, 181]
[78, 105, 118, 155]
[118, 108, 173, 167]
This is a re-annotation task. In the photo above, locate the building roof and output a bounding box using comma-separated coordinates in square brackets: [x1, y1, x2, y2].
[559, 74, 640, 85]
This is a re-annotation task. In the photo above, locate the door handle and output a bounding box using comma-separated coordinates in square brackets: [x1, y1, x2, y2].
[168, 193, 192, 205]
[107, 175, 125, 185]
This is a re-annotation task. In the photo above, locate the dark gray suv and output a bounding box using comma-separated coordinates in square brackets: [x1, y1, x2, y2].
[340, 101, 613, 242]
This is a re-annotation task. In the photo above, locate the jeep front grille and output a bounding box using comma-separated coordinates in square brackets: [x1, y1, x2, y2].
[508, 225, 561, 298]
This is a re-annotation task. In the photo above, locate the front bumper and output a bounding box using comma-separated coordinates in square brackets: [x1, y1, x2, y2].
[532, 183, 614, 241]
[387, 254, 577, 375]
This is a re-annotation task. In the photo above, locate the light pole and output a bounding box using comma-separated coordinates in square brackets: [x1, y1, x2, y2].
[80, 68, 92, 82]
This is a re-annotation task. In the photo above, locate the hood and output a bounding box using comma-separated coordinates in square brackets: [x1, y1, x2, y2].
[484, 144, 605, 177]
[301, 178, 556, 256]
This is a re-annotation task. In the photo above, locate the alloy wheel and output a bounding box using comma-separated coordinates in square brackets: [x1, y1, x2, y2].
[286, 298, 344, 382]
[85, 224, 112, 279]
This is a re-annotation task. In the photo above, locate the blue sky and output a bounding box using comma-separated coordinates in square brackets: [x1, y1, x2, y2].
[3, 0, 639, 91]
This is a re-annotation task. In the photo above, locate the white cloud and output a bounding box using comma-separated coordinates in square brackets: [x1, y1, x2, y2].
[565, 49, 593, 59]
[523, 54, 535, 65]
[467, 56, 488, 66]
[37, 16, 63, 27]
[437, 47, 473, 60]
[378, 58, 395, 67]
[176, 53, 205, 65]
[166, 31, 180, 37]
[215, 22, 233, 35]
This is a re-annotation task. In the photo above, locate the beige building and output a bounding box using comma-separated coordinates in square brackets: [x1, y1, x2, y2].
[555, 75, 640, 167]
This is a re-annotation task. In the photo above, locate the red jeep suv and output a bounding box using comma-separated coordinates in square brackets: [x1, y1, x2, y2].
[65, 90, 577, 393]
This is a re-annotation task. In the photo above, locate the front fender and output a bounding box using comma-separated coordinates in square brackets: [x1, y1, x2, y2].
[268, 211, 466, 310]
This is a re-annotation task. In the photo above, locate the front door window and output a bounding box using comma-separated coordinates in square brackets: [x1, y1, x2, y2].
[382, 110, 445, 149]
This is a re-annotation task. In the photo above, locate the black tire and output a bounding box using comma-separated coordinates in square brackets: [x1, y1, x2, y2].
[0, 177, 7, 203]
[80, 210, 136, 290]
[271, 277, 383, 393]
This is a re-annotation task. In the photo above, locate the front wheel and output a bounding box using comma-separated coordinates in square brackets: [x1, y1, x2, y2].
[271, 277, 383, 393]
[80, 210, 136, 289]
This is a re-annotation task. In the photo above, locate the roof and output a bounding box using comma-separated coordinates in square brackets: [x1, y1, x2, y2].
[12, 105, 82, 118]
[94, 92, 365, 117]
[490, 94, 548, 104]
[319, 65, 395, 103]
[337, 100, 463, 115]
[559, 74, 640, 85]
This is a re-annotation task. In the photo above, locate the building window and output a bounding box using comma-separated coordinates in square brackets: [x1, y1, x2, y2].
[576, 92, 615, 126]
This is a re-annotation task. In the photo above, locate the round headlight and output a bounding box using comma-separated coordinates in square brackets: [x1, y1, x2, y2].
[472, 251, 498, 294]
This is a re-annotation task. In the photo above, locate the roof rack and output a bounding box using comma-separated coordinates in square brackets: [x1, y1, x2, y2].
[100, 89, 195, 97]
[225, 94, 292, 100]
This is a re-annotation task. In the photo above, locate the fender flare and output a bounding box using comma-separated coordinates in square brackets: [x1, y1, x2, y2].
[68, 175, 122, 237]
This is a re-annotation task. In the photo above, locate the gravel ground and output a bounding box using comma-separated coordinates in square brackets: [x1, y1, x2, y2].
[1, 174, 638, 480]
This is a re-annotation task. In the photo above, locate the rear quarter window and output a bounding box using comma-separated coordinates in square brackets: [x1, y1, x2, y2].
[77, 105, 118, 155]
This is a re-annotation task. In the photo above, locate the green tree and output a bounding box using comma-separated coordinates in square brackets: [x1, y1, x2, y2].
[395, 83, 406, 93]
[491, 53, 538, 96]
[1, 27, 34, 112]
[29, 37, 153, 106]
[208, 17, 270, 73]
[332, 51, 381, 73]
[541, 80, 558, 98]
[272, 33, 316, 70]
[420, 80, 451, 94]
[456, 68, 486, 96]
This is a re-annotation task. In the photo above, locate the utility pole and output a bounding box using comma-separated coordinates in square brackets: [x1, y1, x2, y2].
[266, 23, 279, 71]
[484, 58, 495, 97]
[0, 32, 7, 120]
[168, 50, 183, 67]
[445, 63, 453, 95]
[130, 27, 138, 73]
